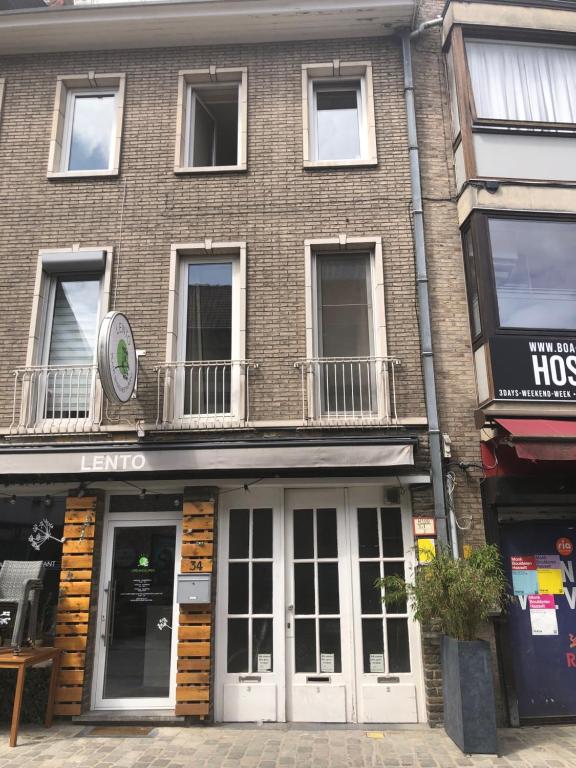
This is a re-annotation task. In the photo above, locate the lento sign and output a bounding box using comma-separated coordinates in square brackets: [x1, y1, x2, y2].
[490, 337, 576, 402]
[97, 312, 137, 404]
[80, 454, 146, 471]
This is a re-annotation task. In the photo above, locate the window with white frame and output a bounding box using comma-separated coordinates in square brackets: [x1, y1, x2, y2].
[465, 40, 576, 124]
[308, 245, 384, 420]
[177, 255, 240, 417]
[48, 74, 125, 177]
[302, 62, 377, 167]
[175, 68, 247, 172]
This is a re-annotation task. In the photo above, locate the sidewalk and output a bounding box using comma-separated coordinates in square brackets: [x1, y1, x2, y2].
[0, 723, 575, 767]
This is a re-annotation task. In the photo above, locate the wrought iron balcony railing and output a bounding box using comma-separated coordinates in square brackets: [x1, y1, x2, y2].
[155, 360, 257, 430]
[295, 356, 400, 426]
[10, 364, 101, 434]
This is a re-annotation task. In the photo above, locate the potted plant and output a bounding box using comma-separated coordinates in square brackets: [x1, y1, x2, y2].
[377, 544, 509, 755]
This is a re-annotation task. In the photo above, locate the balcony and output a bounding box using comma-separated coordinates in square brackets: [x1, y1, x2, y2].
[10, 365, 101, 435]
[155, 360, 257, 430]
[295, 356, 400, 426]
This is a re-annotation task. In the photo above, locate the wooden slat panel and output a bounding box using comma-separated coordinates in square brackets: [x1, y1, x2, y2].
[62, 540, 94, 555]
[176, 686, 210, 702]
[178, 658, 211, 672]
[63, 524, 95, 539]
[178, 625, 211, 641]
[58, 570, 93, 582]
[55, 623, 89, 636]
[56, 612, 90, 624]
[58, 670, 85, 686]
[54, 703, 82, 716]
[55, 636, 88, 651]
[177, 641, 211, 657]
[57, 597, 90, 612]
[176, 672, 210, 685]
[179, 612, 212, 625]
[59, 581, 92, 596]
[184, 516, 214, 531]
[180, 559, 212, 574]
[65, 499, 98, 514]
[181, 543, 214, 558]
[183, 530, 214, 543]
[60, 652, 86, 668]
[55, 687, 83, 703]
[61, 555, 93, 569]
[183, 501, 215, 516]
[175, 703, 209, 716]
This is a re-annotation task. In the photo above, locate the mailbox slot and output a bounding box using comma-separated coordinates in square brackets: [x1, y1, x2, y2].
[177, 573, 212, 604]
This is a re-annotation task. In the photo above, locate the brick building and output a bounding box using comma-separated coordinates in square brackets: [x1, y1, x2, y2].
[0, 0, 485, 727]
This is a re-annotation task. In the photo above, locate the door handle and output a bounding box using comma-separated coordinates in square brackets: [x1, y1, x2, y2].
[102, 580, 116, 648]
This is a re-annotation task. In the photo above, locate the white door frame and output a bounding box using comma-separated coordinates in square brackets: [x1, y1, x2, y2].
[92, 508, 182, 711]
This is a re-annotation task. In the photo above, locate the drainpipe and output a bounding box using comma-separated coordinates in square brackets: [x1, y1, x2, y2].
[401, 20, 458, 556]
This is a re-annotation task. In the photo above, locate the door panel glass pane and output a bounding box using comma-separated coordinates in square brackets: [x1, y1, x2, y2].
[229, 509, 249, 559]
[316, 508, 338, 558]
[184, 262, 232, 415]
[253, 508, 273, 559]
[387, 619, 410, 673]
[319, 618, 342, 673]
[489, 218, 576, 330]
[252, 618, 273, 673]
[384, 562, 407, 614]
[360, 562, 382, 614]
[318, 563, 340, 614]
[315, 84, 360, 161]
[228, 563, 249, 614]
[103, 525, 176, 700]
[252, 562, 273, 614]
[293, 510, 314, 559]
[362, 619, 384, 674]
[380, 508, 404, 557]
[68, 94, 115, 171]
[295, 619, 316, 673]
[294, 563, 315, 614]
[227, 618, 248, 673]
[357, 508, 379, 558]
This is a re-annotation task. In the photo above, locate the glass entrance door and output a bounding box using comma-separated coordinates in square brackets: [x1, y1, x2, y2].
[94, 516, 181, 710]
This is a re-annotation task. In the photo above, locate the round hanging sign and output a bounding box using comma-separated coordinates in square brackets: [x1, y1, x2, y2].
[556, 537, 573, 558]
[97, 311, 137, 405]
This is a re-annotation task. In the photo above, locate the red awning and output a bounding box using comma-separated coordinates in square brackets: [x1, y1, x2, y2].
[495, 418, 576, 462]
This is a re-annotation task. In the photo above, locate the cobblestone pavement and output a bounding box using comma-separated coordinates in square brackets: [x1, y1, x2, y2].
[0, 723, 575, 767]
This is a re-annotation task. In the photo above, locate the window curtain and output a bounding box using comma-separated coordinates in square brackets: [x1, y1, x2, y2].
[466, 41, 576, 123]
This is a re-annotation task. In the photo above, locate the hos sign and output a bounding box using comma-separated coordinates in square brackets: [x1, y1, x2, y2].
[81, 454, 146, 472]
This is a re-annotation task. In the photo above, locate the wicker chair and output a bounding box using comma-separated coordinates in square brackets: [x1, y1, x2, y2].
[0, 561, 44, 653]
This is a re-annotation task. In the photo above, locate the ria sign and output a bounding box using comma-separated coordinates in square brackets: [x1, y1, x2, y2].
[97, 311, 137, 405]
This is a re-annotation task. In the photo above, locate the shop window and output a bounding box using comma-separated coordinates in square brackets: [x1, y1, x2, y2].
[175, 68, 247, 173]
[302, 61, 377, 167]
[488, 218, 576, 331]
[0, 497, 65, 644]
[48, 73, 125, 177]
[466, 40, 576, 125]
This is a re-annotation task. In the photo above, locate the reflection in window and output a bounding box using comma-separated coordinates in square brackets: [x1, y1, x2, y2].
[67, 93, 116, 171]
[313, 82, 362, 161]
[489, 219, 576, 330]
[462, 229, 482, 339]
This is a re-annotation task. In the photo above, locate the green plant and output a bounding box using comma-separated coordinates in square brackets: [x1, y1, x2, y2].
[376, 544, 510, 641]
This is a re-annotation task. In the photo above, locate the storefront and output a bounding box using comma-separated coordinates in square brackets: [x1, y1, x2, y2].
[0, 437, 431, 724]
[481, 427, 576, 725]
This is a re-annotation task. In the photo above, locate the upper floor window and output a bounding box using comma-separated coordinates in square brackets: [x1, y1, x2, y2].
[175, 68, 247, 173]
[302, 62, 377, 168]
[64, 90, 117, 172]
[488, 218, 576, 331]
[466, 40, 576, 125]
[48, 74, 126, 178]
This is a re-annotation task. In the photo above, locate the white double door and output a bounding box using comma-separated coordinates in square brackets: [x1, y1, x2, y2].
[215, 487, 424, 724]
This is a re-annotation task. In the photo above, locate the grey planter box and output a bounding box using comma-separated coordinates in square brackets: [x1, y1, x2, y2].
[441, 635, 498, 755]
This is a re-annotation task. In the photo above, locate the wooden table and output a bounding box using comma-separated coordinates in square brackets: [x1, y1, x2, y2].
[0, 647, 61, 747]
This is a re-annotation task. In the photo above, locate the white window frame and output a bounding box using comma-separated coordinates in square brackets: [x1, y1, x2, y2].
[175, 68, 247, 173]
[25, 247, 113, 430]
[302, 61, 377, 168]
[304, 236, 388, 421]
[47, 73, 126, 179]
[61, 87, 118, 174]
[165, 241, 247, 425]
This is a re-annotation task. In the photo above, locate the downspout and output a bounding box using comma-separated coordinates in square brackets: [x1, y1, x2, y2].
[401, 19, 458, 556]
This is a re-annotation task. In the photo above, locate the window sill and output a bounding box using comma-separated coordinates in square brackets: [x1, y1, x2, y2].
[174, 164, 247, 175]
[303, 159, 377, 170]
[47, 169, 119, 180]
